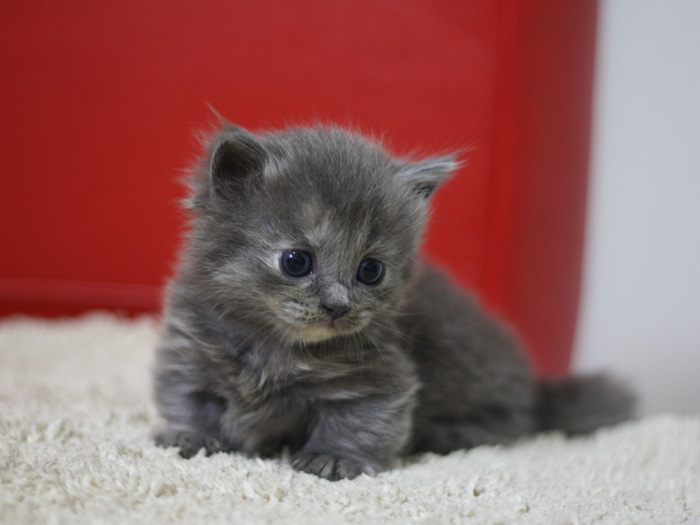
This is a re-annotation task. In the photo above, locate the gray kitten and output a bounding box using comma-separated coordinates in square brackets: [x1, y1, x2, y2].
[152, 123, 634, 480]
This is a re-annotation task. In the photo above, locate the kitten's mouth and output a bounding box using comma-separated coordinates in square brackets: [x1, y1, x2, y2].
[292, 319, 360, 343]
[274, 303, 368, 343]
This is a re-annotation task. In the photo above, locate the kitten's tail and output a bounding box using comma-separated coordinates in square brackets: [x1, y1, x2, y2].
[535, 373, 636, 434]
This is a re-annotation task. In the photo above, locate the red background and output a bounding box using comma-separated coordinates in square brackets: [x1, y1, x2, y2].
[0, 1, 597, 376]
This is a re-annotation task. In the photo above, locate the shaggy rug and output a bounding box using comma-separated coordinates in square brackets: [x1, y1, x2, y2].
[1, 314, 698, 524]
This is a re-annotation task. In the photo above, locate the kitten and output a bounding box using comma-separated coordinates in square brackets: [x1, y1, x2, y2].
[152, 123, 634, 480]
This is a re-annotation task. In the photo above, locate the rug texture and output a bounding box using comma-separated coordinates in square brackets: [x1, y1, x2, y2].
[1, 314, 698, 524]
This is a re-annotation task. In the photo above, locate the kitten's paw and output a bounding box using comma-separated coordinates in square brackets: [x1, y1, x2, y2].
[154, 428, 224, 459]
[292, 452, 377, 481]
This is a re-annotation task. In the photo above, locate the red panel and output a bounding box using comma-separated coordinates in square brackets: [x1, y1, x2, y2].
[0, 1, 596, 375]
[483, 1, 597, 375]
[0, 0, 497, 301]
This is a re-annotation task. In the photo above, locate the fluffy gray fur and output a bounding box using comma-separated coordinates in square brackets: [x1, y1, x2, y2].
[152, 123, 635, 480]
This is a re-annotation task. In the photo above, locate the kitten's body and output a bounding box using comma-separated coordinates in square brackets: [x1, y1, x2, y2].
[153, 124, 633, 480]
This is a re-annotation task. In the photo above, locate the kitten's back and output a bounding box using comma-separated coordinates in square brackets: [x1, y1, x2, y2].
[399, 266, 635, 453]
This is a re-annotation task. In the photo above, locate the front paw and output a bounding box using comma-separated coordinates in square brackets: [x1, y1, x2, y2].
[154, 428, 224, 459]
[292, 451, 377, 481]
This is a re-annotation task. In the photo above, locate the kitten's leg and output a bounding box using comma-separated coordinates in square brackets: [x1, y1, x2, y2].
[153, 389, 231, 458]
[410, 406, 535, 454]
[152, 342, 234, 458]
[292, 394, 414, 481]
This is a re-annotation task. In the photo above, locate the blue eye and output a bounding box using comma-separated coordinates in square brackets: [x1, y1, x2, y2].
[281, 250, 313, 277]
[357, 258, 384, 285]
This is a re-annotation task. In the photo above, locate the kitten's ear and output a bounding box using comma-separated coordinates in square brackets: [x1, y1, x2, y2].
[397, 155, 459, 199]
[208, 125, 266, 200]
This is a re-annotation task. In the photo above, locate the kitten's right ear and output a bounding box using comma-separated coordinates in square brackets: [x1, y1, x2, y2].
[208, 125, 266, 200]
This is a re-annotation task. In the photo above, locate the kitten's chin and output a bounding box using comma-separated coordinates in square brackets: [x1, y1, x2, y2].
[287, 321, 362, 344]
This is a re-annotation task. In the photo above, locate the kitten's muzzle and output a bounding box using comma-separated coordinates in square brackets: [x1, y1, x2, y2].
[321, 301, 350, 320]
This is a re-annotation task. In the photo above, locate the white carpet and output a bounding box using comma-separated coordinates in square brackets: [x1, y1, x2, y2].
[1, 314, 698, 524]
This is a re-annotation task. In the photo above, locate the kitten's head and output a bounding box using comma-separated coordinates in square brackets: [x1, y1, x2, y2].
[184, 124, 457, 343]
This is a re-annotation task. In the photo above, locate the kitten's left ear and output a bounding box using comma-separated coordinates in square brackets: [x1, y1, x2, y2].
[397, 155, 460, 199]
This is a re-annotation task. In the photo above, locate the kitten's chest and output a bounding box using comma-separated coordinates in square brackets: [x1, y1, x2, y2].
[216, 333, 413, 457]
[241, 348, 367, 401]
[225, 349, 366, 455]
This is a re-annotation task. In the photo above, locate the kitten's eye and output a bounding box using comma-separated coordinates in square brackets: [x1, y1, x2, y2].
[281, 250, 313, 277]
[357, 258, 384, 286]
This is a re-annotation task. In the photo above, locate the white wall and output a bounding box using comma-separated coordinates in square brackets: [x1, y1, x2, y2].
[574, 0, 700, 415]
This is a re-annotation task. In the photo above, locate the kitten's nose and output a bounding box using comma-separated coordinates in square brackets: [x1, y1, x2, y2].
[321, 302, 350, 320]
